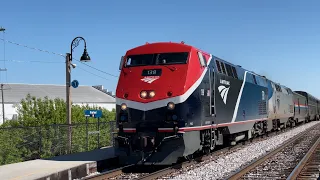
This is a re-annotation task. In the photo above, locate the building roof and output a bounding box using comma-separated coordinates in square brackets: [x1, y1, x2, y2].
[0, 83, 115, 104]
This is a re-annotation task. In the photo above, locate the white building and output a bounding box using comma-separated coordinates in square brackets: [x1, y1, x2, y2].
[0, 83, 116, 124]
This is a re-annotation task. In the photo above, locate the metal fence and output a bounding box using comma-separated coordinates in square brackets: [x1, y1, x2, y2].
[0, 121, 116, 166]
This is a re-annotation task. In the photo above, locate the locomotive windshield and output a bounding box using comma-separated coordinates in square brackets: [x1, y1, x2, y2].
[125, 52, 189, 67]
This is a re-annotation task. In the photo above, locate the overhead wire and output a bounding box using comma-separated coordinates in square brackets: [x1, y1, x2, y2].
[0, 59, 110, 81]
[0, 37, 65, 57]
[0, 37, 119, 79]
[71, 58, 119, 78]
[0, 59, 63, 63]
[76, 66, 109, 81]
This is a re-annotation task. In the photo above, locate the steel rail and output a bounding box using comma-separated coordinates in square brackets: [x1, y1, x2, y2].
[85, 122, 314, 180]
[224, 124, 318, 180]
[83, 164, 135, 180]
[136, 127, 296, 180]
[287, 136, 320, 180]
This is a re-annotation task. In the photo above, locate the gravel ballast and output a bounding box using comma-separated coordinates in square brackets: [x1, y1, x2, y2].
[169, 121, 320, 180]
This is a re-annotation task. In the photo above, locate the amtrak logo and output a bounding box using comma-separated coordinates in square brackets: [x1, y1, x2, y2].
[218, 79, 231, 104]
[141, 76, 160, 84]
[218, 85, 230, 104]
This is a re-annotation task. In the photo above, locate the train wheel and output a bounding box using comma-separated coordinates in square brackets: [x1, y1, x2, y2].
[291, 120, 296, 128]
[210, 131, 216, 151]
[203, 148, 210, 155]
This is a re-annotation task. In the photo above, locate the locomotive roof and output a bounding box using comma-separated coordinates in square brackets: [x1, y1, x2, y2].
[126, 41, 193, 53]
[125, 42, 296, 94]
[295, 91, 319, 101]
[211, 54, 269, 81]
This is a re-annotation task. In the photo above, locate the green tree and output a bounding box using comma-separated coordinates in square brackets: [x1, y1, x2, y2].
[0, 94, 116, 165]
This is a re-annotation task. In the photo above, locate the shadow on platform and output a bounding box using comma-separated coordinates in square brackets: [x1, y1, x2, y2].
[48, 146, 116, 161]
[47, 146, 118, 172]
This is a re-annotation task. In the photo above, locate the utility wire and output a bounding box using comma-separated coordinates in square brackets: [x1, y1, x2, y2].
[72, 58, 119, 78]
[0, 37, 65, 57]
[0, 59, 109, 81]
[0, 59, 63, 63]
[0, 37, 119, 78]
[76, 66, 109, 81]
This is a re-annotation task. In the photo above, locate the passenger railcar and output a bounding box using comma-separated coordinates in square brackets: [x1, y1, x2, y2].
[114, 41, 320, 166]
[295, 91, 320, 121]
[292, 91, 308, 124]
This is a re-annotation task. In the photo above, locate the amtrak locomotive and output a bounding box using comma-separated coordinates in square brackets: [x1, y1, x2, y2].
[114, 41, 320, 165]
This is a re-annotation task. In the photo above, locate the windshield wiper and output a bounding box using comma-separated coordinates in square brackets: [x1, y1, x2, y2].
[163, 65, 176, 72]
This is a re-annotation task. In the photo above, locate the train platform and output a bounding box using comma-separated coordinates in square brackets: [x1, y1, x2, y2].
[0, 146, 117, 180]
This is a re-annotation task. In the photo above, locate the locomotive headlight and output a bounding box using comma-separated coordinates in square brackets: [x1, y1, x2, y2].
[167, 102, 175, 110]
[149, 91, 155, 98]
[121, 103, 127, 110]
[140, 91, 147, 98]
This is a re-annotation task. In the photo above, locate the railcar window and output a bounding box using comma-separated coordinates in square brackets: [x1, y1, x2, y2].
[126, 54, 155, 66]
[126, 52, 189, 67]
[278, 85, 282, 92]
[279, 86, 283, 92]
[298, 99, 301, 114]
[197, 52, 207, 67]
[225, 64, 234, 78]
[286, 89, 290, 94]
[252, 75, 257, 84]
[157, 52, 189, 65]
[202, 53, 207, 62]
[286, 89, 291, 94]
[274, 84, 282, 92]
[257, 76, 267, 86]
[231, 66, 238, 79]
[215, 60, 239, 80]
[255, 76, 262, 86]
[220, 62, 227, 75]
[215, 60, 222, 73]
[245, 74, 254, 83]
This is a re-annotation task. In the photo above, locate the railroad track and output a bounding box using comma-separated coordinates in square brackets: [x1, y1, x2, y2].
[83, 122, 315, 180]
[287, 136, 320, 180]
[84, 145, 236, 180]
[83, 165, 134, 180]
[84, 135, 268, 180]
[224, 123, 320, 180]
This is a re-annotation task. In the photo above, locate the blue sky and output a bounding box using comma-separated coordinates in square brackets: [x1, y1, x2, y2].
[0, 0, 320, 97]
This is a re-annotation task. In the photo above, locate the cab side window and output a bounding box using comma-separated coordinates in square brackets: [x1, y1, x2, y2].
[197, 52, 207, 67]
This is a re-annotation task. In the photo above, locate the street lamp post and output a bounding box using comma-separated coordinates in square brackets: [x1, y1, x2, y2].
[66, 36, 90, 153]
